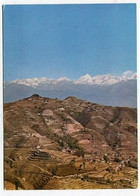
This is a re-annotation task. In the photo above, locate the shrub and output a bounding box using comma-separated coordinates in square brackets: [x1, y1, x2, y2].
[32, 94, 40, 97]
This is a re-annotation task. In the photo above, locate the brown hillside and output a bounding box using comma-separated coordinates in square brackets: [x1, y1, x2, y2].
[4, 95, 137, 190]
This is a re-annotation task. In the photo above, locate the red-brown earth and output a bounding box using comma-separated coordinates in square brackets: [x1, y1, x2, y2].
[4, 95, 137, 190]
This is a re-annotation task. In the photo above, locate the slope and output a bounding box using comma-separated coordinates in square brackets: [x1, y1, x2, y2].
[4, 95, 137, 189]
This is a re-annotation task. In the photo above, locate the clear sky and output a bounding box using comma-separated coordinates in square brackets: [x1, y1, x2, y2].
[3, 4, 136, 81]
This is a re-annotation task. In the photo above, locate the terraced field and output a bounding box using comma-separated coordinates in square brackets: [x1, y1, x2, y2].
[4, 95, 137, 189]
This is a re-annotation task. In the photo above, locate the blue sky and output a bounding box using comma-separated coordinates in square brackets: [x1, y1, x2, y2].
[3, 4, 136, 81]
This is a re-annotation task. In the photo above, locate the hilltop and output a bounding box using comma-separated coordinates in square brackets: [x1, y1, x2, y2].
[4, 95, 137, 189]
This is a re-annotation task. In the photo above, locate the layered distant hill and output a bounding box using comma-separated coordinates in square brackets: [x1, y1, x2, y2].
[4, 95, 137, 189]
[4, 71, 137, 107]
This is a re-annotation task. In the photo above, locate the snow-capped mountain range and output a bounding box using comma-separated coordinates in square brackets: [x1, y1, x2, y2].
[6, 71, 136, 87]
[4, 71, 137, 107]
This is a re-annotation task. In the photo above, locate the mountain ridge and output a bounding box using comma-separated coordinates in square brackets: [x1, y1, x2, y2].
[4, 79, 137, 108]
[5, 71, 136, 87]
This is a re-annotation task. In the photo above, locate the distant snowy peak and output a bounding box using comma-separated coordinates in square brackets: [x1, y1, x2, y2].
[9, 76, 70, 87]
[75, 71, 137, 85]
[75, 74, 94, 85]
[56, 76, 70, 82]
[75, 74, 119, 85]
[92, 74, 119, 85]
[9, 77, 49, 87]
[8, 71, 136, 87]
[121, 71, 137, 80]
